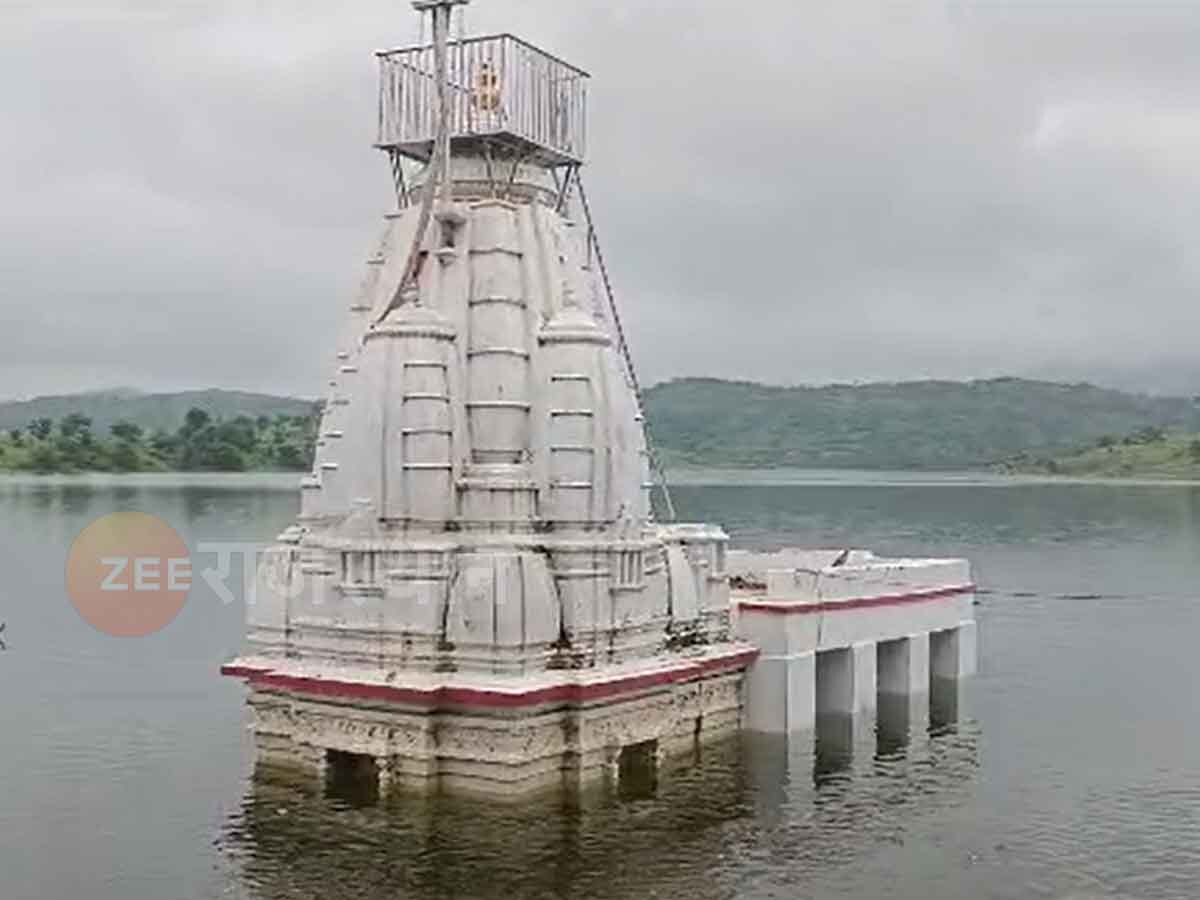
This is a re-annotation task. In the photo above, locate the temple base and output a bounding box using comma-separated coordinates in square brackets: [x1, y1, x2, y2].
[229, 646, 753, 798]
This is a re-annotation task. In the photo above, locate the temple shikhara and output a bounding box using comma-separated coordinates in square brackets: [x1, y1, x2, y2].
[224, 0, 977, 797]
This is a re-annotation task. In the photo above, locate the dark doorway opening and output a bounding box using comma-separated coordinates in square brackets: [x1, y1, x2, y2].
[325, 750, 380, 805]
[617, 739, 658, 800]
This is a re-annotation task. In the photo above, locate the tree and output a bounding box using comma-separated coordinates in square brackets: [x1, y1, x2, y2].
[219, 417, 258, 454]
[106, 420, 146, 472]
[7, 404, 318, 474]
[110, 420, 144, 444]
[58, 413, 93, 439]
[273, 443, 307, 470]
[109, 441, 141, 472]
[27, 443, 61, 473]
[1190, 439, 1200, 462]
[28, 418, 53, 441]
[183, 408, 211, 434]
[1126, 425, 1167, 445]
[208, 443, 247, 472]
[149, 430, 178, 465]
[55, 414, 97, 471]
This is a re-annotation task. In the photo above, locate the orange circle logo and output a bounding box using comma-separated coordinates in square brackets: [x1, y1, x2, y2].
[66, 512, 192, 638]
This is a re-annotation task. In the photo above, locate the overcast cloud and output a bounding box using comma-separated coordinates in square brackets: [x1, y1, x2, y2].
[3, 0, 1200, 400]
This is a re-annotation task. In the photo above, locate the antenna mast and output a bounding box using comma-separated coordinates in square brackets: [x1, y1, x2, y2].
[377, 0, 470, 325]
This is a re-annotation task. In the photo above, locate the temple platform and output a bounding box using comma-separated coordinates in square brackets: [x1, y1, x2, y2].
[223, 547, 975, 798]
[222, 643, 754, 798]
[730, 549, 977, 733]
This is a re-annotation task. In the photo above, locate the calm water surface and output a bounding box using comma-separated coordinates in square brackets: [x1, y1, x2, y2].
[1, 472, 1198, 899]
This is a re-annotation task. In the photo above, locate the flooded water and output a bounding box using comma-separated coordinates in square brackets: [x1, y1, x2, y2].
[2, 472, 1199, 899]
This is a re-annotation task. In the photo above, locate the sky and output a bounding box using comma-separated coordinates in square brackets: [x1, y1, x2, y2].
[3, 0, 1200, 401]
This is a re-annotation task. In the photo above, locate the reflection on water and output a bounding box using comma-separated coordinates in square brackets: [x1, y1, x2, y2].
[3, 474, 1200, 899]
[223, 716, 980, 900]
[877, 694, 916, 758]
[930, 677, 963, 735]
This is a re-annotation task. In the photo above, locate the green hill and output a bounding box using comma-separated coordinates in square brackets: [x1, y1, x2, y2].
[997, 427, 1200, 479]
[0, 389, 317, 436]
[643, 377, 1200, 470]
[0, 392, 321, 474]
[3, 379, 1199, 474]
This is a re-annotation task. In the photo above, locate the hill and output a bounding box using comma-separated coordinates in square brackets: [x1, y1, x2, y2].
[4, 379, 1199, 474]
[0, 389, 318, 436]
[643, 377, 1200, 470]
[997, 427, 1200, 479]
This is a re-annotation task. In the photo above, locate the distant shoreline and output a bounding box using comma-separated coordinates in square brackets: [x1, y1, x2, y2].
[5, 379, 1200, 478]
[4, 468, 1200, 489]
[666, 467, 1200, 487]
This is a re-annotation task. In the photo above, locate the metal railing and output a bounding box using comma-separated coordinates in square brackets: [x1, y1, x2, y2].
[377, 33, 588, 167]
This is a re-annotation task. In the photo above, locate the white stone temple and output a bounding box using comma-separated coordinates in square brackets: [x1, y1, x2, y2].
[224, 0, 977, 798]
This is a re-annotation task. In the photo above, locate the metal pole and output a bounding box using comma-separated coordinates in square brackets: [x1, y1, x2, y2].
[377, 0, 467, 324]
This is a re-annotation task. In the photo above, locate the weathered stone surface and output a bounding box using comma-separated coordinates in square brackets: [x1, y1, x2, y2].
[226, 19, 977, 791]
[225, 146, 756, 793]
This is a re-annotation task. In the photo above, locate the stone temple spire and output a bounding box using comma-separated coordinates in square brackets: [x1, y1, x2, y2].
[223, 5, 754, 795]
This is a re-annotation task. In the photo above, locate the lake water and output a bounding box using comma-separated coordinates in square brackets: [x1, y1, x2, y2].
[2, 472, 1198, 900]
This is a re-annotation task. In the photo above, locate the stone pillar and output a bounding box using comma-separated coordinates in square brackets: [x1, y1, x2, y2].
[816, 648, 855, 716]
[299, 742, 329, 780]
[959, 621, 978, 677]
[376, 754, 395, 797]
[814, 644, 876, 717]
[852, 641, 878, 713]
[738, 604, 820, 733]
[877, 634, 930, 697]
[744, 651, 816, 733]
[909, 633, 930, 696]
[931, 622, 978, 680]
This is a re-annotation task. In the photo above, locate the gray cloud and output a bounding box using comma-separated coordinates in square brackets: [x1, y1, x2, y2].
[4, 1, 1200, 399]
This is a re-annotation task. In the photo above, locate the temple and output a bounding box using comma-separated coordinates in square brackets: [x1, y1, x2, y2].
[223, 0, 976, 798]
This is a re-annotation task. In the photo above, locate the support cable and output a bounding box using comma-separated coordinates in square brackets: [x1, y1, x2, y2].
[376, 3, 453, 325]
[575, 175, 677, 522]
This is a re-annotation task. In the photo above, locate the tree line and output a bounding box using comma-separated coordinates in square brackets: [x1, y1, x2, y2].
[997, 423, 1200, 475]
[0, 407, 320, 474]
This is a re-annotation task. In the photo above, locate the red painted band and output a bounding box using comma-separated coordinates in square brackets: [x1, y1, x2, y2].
[221, 648, 758, 710]
[735, 584, 975, 616]
[220, 664, 269, 679]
